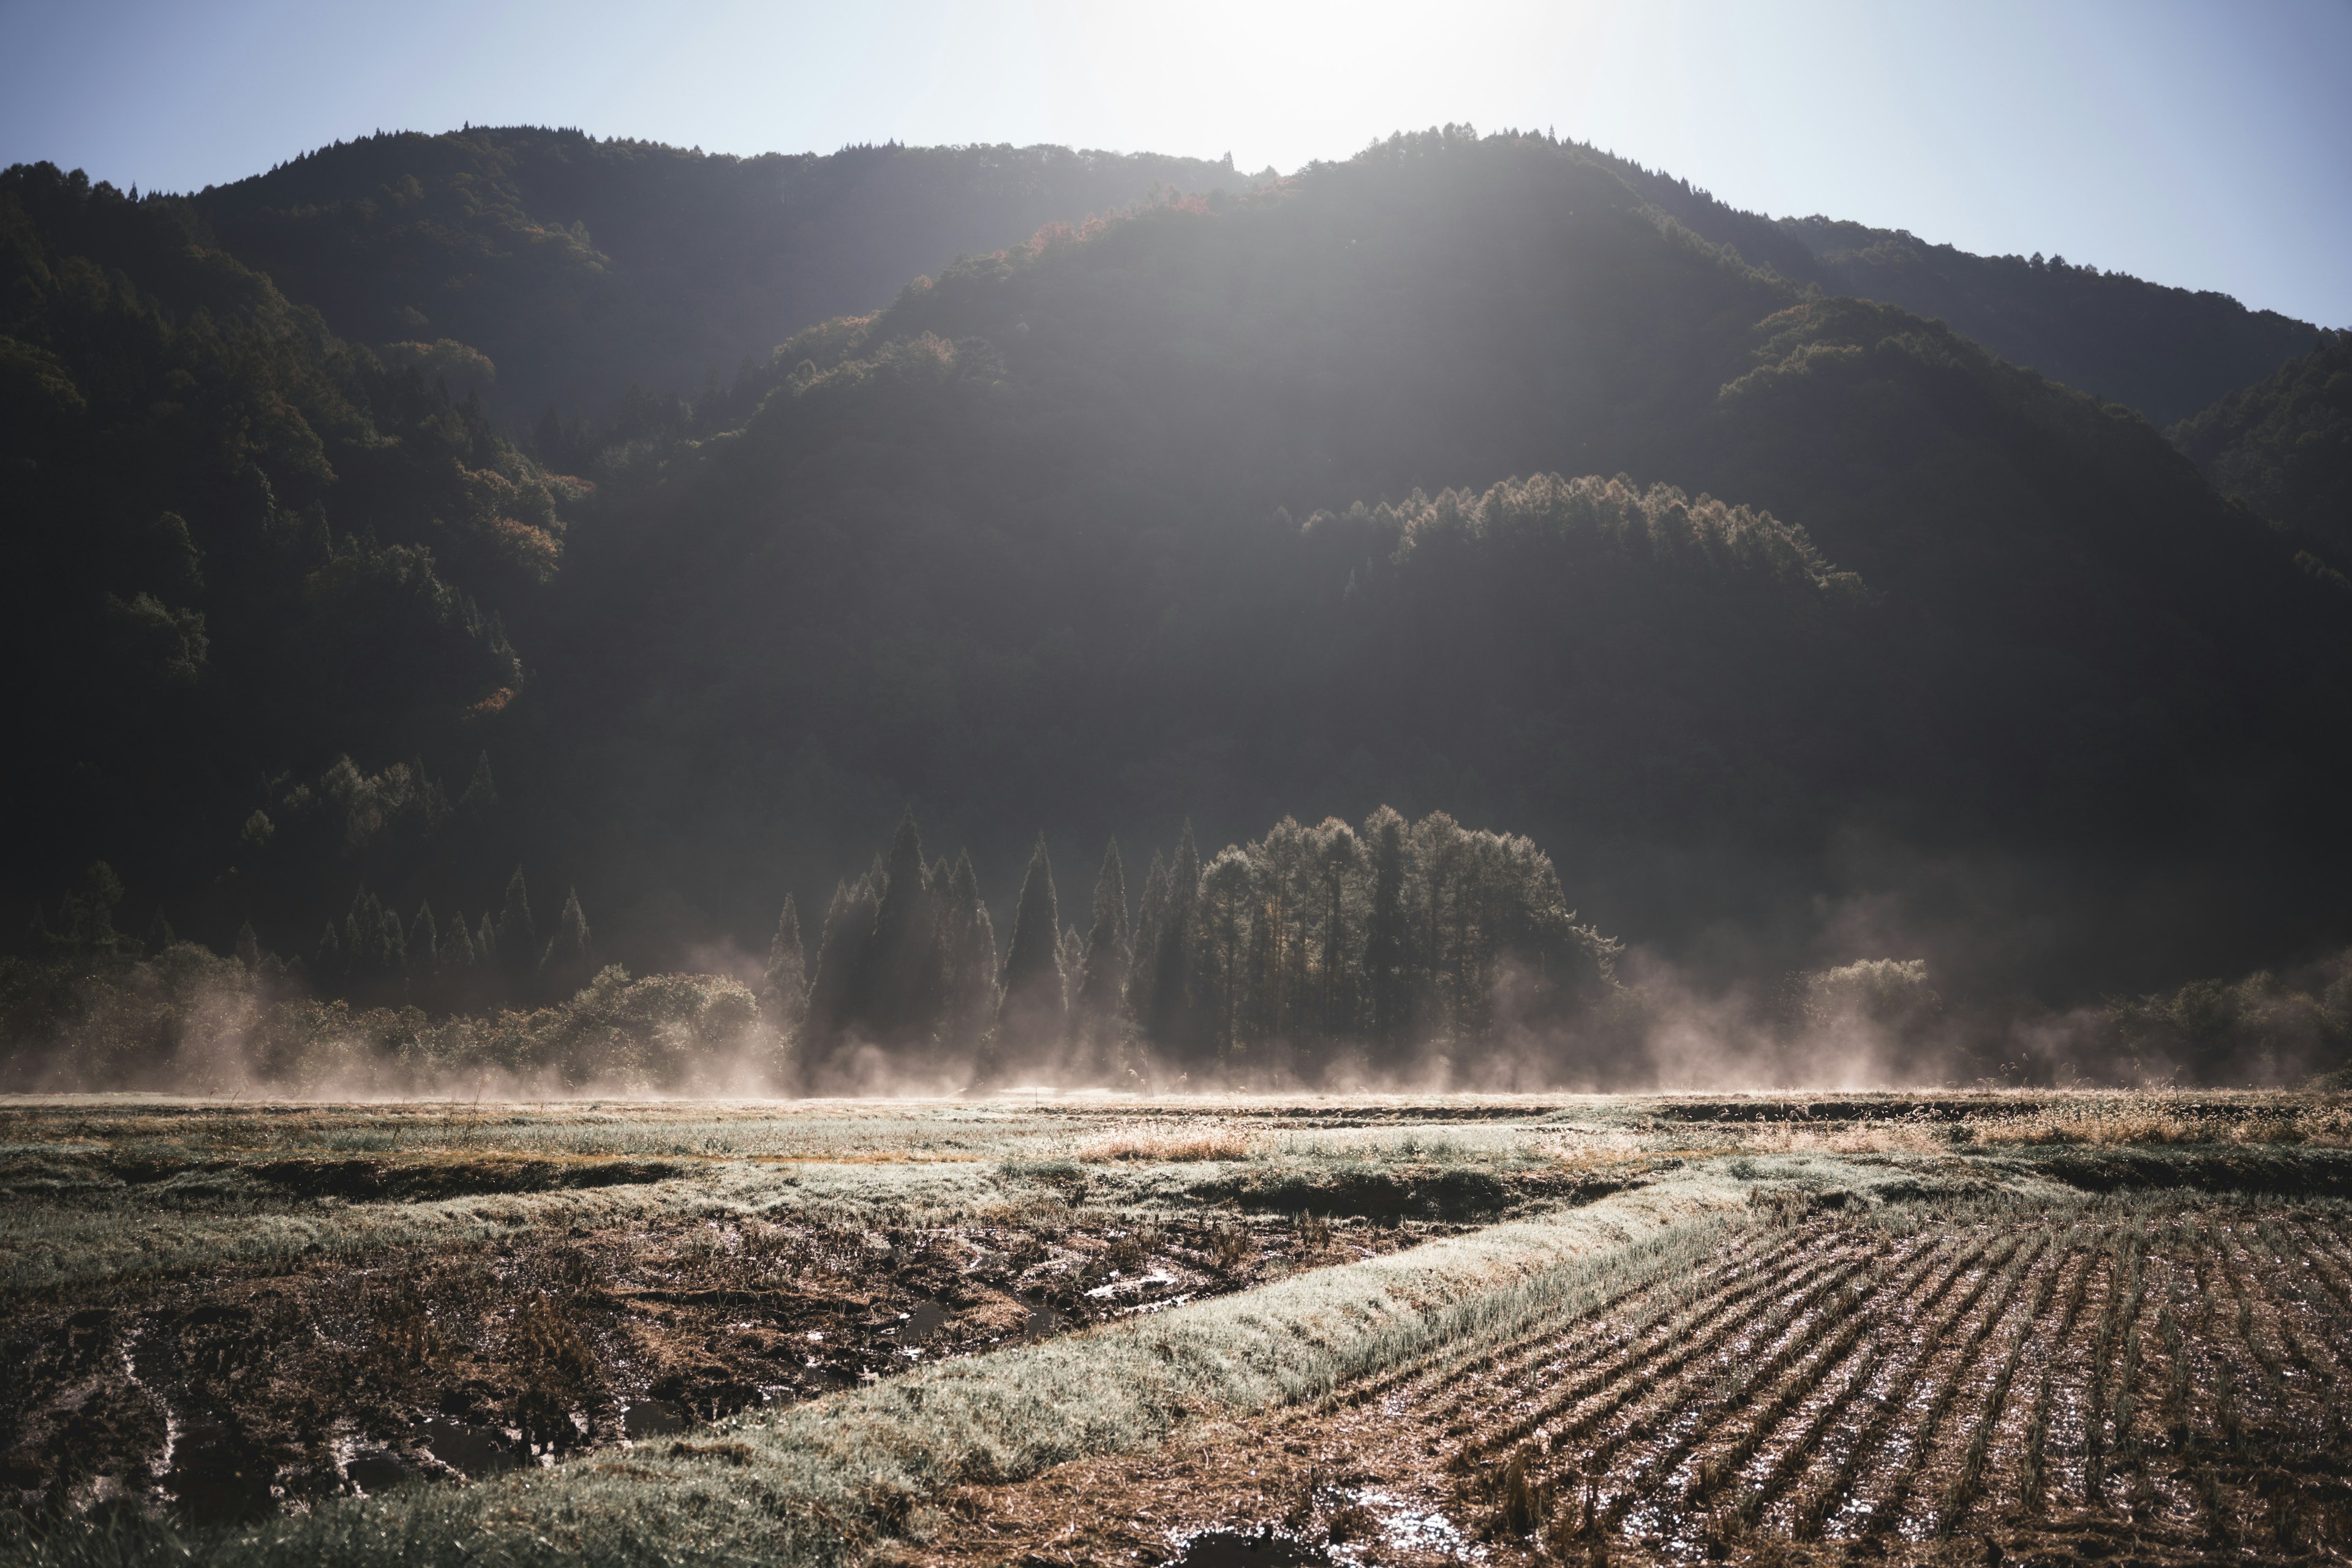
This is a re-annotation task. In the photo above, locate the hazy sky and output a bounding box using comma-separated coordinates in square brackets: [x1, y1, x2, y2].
[4, 0, 2347, 325]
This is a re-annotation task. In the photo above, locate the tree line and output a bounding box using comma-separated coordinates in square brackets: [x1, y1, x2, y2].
[786, 806, 1620, 1088]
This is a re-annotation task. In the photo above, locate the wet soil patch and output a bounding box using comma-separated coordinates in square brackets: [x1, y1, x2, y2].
[0, 1205, 1432, 1525]
[246, 1155, 684, 1200]
[2017, 1147, 2352, 1196]
[1189, 1164, 1629, 1221]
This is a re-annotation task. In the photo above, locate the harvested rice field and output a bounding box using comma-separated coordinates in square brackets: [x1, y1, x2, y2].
[3, 1091, 2350, 1566]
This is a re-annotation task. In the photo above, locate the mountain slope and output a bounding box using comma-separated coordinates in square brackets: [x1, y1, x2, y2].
[507, 131, 2352, 996]
[187, 127, 1259, 423]
[0, 162, 557, 916]
[1591, 150, 2322, 426]
[2169, 328, 2352, 556]
[12, 130, 2349, 1011]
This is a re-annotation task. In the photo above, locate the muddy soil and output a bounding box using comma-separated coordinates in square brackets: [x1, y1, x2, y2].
[0, 1203, 1439, 1526]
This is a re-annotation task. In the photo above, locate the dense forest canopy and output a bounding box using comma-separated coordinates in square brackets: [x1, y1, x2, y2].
[6, 124, 2351, 1091]
[187, 127, 1261, 421]
[2168, 328, 2352, 557]
[1583, 146, 2326, 427]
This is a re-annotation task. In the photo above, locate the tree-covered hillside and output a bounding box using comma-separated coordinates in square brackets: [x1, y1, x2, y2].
[187, 127, 1259, 422]
[1588, 149, 2323, 426]
[505, 130, 2352, 1000]
[9, 129, 2350, 1022]
[0, 162, 563, 927]
[2169, 329, 2352, 557]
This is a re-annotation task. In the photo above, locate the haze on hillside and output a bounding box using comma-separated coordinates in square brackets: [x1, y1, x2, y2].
[4, 10, 2351, 1098]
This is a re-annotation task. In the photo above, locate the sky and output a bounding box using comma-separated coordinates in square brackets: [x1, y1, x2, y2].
[3, 0, 2348, 326]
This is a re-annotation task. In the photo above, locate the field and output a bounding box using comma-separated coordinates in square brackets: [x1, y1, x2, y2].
[2, 1092, 2349, 1566]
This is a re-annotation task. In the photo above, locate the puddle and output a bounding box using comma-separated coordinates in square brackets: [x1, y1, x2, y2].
[421, 1416, 517, 1477]
[164, 1419, 273, 1526]
[896, 1300, 948, 1344]
[624, 1399, 686, 1439]
[1020, 1300, 1065, 1340]
[1174, 1526, 1330, 1566]
[343, 1450, 413, 1495]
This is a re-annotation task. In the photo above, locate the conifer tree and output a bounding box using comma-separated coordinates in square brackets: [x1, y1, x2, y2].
[411, 902, 440, 976]
[234, 921, 262, 971]
[807, 875, 879, 1050]
[545, 888, 592, 998]
[854, 808, 945, 1042]
[1199, 847, 1256, 1072]
[995, 834, 1064, 1070]
[146, 908, 175, 953]
[1074, 839, 1131, 1037]
[315, 919, 341, 974]
[1126, 852, 1170, 1038]
[458, 752, 499, 818]
[761, 895, 809, 1041]
[1148, 824, 1204, 1061]
[940, 853, 1000, 1057]
[1363, 807, 1412, 1065]
[497, 868, 536, 990]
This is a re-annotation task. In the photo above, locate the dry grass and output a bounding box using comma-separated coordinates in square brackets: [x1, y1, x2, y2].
[1074, 1128, 1262, 1162]
[1970, 1101, 2352, 1148]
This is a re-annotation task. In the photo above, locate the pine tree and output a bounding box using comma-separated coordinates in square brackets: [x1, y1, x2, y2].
[993, 834, 1064, 1074]
[146, 908, 175, 952]
[497, 868, 535, 989]
[1199, 847, 1256, 1073]
[444, 910, 475, 969]
[939, 853, 999, 1057]
[853, 808, 945, 1043]
[1363, 807, 1412, 1066]
[234, 921, 262, 971]
[1125, 853, 1170, 1041]
[807, 876, 879, 1050]
[412, 902, 440, 977]
[761, 895, 809, 1039]
[315, 919, 341, 974]
[1148, 824, 1204, 1061]
[459, 753, 499, 818]
[1073, 839, 1131, 1048]
[545, 888, 592, 998]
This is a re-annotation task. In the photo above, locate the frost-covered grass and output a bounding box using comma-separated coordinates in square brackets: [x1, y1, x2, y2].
[9, 1167, 1752, 1568]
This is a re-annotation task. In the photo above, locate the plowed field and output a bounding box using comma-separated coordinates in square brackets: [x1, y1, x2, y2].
[916, 1201, 2352, 1564]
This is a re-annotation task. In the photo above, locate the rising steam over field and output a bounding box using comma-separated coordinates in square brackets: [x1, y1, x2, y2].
[4, 1090, 2350, 1567]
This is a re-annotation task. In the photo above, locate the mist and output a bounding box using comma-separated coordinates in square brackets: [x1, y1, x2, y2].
[10, 805, 2346, 1101]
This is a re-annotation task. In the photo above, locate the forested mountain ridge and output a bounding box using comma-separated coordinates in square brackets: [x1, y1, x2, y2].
[9, 128, 2352, 1033]
[185, 127, 1261, 423]
[510, 130, 2352, 1001]
[0, 161, 564, 921]
[1587, 147, 2324, 426]
[2168, 329, 2352, 557]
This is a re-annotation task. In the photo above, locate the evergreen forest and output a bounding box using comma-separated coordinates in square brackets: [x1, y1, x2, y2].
[6, 124, 2350, 1091]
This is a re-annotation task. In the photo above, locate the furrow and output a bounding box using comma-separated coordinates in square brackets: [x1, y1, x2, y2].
[1578, 1248, 1880, 1528]
[1840, 1232, 2045, 1542]
[1724, 1229, 1996, 1534]
[1782, 1229, 2022, 1540]
[1927, 1232, 2079, 1537]
[1449, 1238, 1831, 1462]
[1678, 1235, 1950, 1512]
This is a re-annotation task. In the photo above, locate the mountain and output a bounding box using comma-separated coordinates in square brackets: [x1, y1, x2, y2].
[2168, 328, 2352, 557]
[0, 160, 557, 927]
[1591, 152, 2324, 426]
[9, 128, 2351, 1016]
[187, 127, 1260, 423]
[501, 130, 2352, 998]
